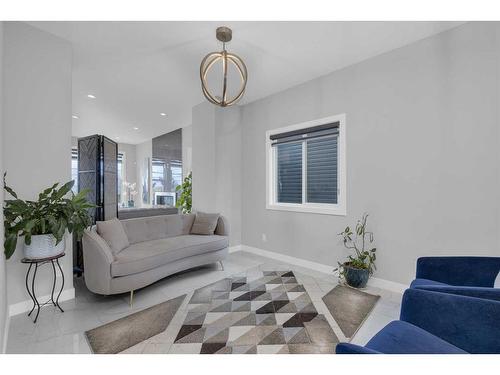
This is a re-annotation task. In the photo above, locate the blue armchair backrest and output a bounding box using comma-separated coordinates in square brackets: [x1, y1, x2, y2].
[416, 256, 500, 287]
[400, 289, 500, 353]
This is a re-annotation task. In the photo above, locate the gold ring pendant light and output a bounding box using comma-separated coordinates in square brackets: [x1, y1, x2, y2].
[200, 27, 248, 107]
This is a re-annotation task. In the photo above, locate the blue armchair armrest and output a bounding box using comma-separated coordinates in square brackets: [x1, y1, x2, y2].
[413, 285, 500, 301]
[416, 256, 500, 287]
[400, 289, 500, 353]
[335, 343, 380, 354]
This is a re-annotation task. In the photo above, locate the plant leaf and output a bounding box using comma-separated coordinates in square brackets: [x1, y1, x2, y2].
[4, 233, 18, 259]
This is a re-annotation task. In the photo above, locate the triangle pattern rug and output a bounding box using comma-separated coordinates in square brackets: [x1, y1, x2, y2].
[172, 271, 339, 354]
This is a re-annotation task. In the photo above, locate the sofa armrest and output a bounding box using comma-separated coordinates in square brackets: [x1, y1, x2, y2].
[215, 215, 230, 237]
[335, 343, 380, 354]
[416, 256, 500, 287]
[413, 285, 500, 301]
[400, 288, 500, 353]
[82, 229, 114, 294]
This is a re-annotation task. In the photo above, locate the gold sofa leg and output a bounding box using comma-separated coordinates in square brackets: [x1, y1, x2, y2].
[218, 260, 224, 271]
[129, 290, 134, 307]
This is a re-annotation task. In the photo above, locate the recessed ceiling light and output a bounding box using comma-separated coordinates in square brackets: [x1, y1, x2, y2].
[160, 113, 167, 116]
[72, 115, 79, 119]
[133, 127, 139, 130]
[87, 94, 96, 99]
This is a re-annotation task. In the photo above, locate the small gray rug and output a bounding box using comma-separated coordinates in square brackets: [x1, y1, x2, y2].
[322, 285, 380, 339]
[85, 294, 185, 354]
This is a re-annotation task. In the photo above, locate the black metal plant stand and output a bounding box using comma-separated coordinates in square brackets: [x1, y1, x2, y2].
[22, 253, 65, 323]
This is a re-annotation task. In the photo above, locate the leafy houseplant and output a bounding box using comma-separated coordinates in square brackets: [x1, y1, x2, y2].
[175, 172, 192, 214]
[336, 213, 377, 288]
[3, 173, 95, 259]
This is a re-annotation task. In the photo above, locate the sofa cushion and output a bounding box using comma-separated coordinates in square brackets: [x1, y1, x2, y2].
[111, 235, 229, 277]
[410, 278, 449, 289]
[190, 212, 220, 235]
[96, 218, 130, 255]
[121, 214, 195, 244]
[366, 321, 467, 354]
[121, 217, 148, 244]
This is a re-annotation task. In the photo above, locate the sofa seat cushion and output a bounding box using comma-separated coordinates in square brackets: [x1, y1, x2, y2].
[111, 235, 229, 277]
[366, 321, 467, 354]
[410, 278, 449, 289]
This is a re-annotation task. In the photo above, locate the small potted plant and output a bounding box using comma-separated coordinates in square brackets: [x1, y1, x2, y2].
[3, 173, 95, 260]
[123, 181, 138, 208]
[336, 213, 376, 288]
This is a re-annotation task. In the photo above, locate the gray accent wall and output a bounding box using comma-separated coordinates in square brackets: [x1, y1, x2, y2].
[240, 22, 500, 284]
[2, 22, 73, 308]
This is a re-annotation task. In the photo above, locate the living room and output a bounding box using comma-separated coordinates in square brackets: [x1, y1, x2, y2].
[0, 0, 499, 372]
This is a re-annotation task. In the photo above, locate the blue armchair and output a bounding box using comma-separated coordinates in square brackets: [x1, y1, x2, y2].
[411, 256, 500, 301]
[335, 289, 500, 354]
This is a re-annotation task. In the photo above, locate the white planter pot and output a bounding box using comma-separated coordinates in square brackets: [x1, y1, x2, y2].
[23, 234, 65, 259]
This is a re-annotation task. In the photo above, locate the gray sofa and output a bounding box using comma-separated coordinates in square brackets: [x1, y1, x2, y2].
[82, 213, 229, 297]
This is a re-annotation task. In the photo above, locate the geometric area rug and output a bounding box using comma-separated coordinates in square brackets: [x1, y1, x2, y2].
[173, 270, 339, 354]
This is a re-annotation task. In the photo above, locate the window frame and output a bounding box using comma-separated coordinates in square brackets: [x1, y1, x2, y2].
[266, 113, 346, 216]
[71, 148, 78, 194]
[117, 152, 125, 204]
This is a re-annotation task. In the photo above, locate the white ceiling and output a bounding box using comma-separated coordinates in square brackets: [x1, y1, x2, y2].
[28, 21, 464, 144]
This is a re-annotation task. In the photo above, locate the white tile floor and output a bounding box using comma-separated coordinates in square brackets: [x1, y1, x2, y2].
[6, 251, 402, 354]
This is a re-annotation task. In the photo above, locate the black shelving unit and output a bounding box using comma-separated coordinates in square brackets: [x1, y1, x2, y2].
[76, 135, 118, 272]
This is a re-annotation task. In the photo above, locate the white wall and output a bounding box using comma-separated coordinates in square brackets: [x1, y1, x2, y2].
[0, 21, 8, 352]
[240, 22, 500, 284]
[191, 103, 242, 245]
[3, 22, 73, 309]
[135, 139, 152, 207]
[214, 107, 242, 245]
[192, 103, 216, 213]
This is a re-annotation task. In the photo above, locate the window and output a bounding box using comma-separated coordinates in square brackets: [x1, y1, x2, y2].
[170, 160, 183, 190]
[266, 114, 346, 215]
[117, 152, 124, 204]
[71, 148, 78, 194]
[152, 159, 166, 193]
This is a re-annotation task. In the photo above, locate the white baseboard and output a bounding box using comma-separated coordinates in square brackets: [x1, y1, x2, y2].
[367, 277, 406, 294]
[2, 314, 9, 354]
[239, 245, 334, 274]
[8, 287, 75, 317]
[234, 245, 406, 294]
[228, 245, 243, 253]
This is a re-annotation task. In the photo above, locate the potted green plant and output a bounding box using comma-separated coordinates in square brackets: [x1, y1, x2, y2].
[3, 173, 95, 260]
[336, 213, 377, 288]
[175, 172, 192, 214]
